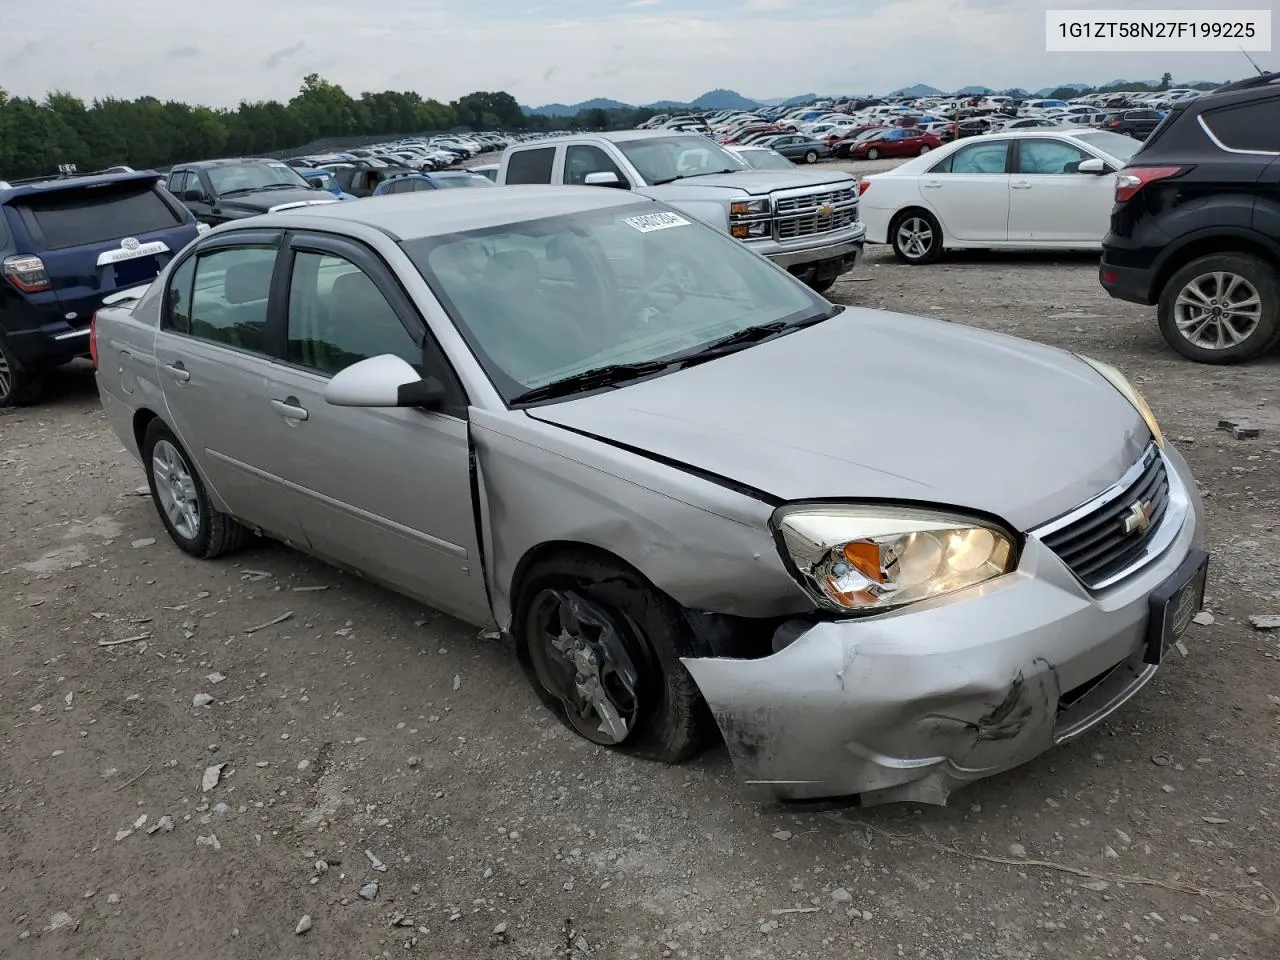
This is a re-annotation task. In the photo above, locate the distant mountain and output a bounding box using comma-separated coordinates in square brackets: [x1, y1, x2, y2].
[757, 93, 824, 107]
[889, 83, 944, 97]
[1034, 82, 1090, 96]
[524, 97, 633, 117]
[954, 85, 993, 95]
[686, 88, 762, 110]
[524, 88, 761, 117]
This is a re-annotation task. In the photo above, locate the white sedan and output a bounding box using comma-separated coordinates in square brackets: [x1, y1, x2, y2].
[858, 128, 1142, 264]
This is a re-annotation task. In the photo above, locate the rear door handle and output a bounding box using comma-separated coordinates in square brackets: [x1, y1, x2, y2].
[1011, 181, 1032, 189]
[271, 397, 309, 421]
[163, 361, 190, 382]
[922, 181, 942, 189]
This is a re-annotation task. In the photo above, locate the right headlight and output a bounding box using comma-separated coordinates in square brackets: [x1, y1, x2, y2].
[772, 503, 1017, 614]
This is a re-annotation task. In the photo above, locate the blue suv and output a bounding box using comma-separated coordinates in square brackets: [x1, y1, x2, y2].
[0, 167, 199, 405]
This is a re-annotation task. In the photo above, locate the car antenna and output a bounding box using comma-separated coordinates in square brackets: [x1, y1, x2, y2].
[1239, 46, 1265, 76]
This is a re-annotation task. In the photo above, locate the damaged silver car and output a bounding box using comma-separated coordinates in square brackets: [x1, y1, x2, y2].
[92, 185, 1209, 806]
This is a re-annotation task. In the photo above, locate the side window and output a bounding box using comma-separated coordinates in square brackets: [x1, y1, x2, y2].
[167, 171, 188, 195]
[1016, 139, 1090, 175]
[412, 179, 435, 191]
[187, 246, 276, 352]
[164, 255, 196, 334]
[940, 140, 1010, 174]
[505, 147, 556, 185]
[1201, 98, 1280, 153]
[285, 251, 421, 376]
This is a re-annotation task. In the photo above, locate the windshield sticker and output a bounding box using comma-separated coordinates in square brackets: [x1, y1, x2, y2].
[623, 211, 691, 233]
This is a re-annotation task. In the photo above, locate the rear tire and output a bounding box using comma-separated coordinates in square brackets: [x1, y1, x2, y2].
[143, 419, 252, 558]
[804, 150, 818, 164]
[866, 148, 880, 160]
[919, 144, 932, 155]
[890, 209, 944, 265]
[0, 336, 43, 408]
[1157, 253, 1280, 364]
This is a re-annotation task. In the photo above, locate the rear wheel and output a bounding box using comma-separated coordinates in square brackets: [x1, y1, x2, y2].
[514, 552, 714, 763]
[866, 147, 880, 160]
[0, 336, 43, 408]
[919, 144, 932, 155]
[804, 150, 818, 164]
[1157, 253, 1280, 364]
[143, 419, 252, 558]
[890, 209, 944, 265]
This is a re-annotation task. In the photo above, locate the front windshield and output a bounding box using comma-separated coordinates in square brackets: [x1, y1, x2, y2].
[614, 136, 745, 184]
[738, 149, 794, 171]
[1074, 131, 1142, 163]
[402, 204, 824, 401]
[208, 161, 311, 195]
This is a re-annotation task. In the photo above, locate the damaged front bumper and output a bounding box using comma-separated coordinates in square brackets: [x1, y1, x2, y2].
[682, 446, 1206, 807]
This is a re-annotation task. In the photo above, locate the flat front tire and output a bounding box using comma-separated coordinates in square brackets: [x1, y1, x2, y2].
[514, 552, 714, 763]
[143, 419, 252, 558]
[1157, 253, 1280, 364]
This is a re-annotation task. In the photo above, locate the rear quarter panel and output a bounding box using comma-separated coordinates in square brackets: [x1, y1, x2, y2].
[93, 284, 167, 464]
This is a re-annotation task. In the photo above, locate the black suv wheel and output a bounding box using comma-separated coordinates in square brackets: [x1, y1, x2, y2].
[1157, 254, 1280, 363]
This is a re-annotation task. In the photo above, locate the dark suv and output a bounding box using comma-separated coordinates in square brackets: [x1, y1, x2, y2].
[1099, 74, 1280, 364]
[166, 158, 339, 227]
[1, 168, 199, 405]
[1093, 108, 1165, 140]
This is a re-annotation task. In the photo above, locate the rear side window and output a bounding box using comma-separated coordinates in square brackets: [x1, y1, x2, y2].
[1201, 98, 1280, 153]
[186, 246, 276, 353]
[15, 182, 185, 250]
[505, 148, 555, 184]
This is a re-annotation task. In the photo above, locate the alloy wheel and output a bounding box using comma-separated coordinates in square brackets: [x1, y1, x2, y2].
[896, 216, 934, 260]
[0, 349, 11, 403]
[1173, 271, 1263, 350]
[527, 589, 640, 746]
[152, 439, 201, 540]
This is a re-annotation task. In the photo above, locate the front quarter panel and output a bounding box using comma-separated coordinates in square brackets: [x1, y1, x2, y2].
[469, 408, 812, 630]
[634, 187, 732, 234]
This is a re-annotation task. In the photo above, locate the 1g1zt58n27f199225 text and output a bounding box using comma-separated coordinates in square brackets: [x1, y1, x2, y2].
[1046, 9, 1271, 51]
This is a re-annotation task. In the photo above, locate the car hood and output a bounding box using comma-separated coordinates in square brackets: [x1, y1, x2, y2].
[654, 169, 855, 195]
[215, 189, 340, 214]
[526, 309, 1150, 532]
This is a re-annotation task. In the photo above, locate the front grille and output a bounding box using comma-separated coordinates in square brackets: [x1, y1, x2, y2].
[772, 186, 859, 241]
[1039, 446, 1170, 589]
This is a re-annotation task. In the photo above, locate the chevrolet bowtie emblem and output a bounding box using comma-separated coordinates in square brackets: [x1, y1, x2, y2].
[818, 204, 834, 216]
[1122, 500, 1155, 536]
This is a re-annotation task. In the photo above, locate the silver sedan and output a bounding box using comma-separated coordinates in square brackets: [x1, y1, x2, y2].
[92, 186, 1209, 806]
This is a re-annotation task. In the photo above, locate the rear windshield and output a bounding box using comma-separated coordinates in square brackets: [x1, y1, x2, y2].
[15, 181, 184, 250]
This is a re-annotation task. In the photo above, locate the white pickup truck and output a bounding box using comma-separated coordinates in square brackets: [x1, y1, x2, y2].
[495, 131, 866, 293]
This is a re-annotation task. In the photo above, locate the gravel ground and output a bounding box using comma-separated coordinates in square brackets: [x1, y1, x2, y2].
[3, 180, 1279, 959]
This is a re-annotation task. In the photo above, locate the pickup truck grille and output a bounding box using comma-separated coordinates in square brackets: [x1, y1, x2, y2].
[772, 186, 859, 241]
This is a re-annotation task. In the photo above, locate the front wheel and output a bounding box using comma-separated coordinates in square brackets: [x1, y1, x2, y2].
[866, 148, 880, 160]
[143, 419, 252, 558]
[890, 209, 944, 265]
[514, 552, 713, 763]
[804, 150, 818, 164]
[1157, 253, 1280, 364]
[919, 144, 932, 155]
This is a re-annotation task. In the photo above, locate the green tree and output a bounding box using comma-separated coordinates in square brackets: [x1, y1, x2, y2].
[1159, 71, 1173, 90]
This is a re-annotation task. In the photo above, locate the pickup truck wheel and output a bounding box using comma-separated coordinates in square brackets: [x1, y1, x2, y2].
[890, 209, 944, 265]
[866, 148, 880, 160]
[803, 150, 818, 164]
[1158, 253, 1280, 364]
[515, 553, 714, 764]
[143, 420, 252, 558]
[0, 336, 43, 407]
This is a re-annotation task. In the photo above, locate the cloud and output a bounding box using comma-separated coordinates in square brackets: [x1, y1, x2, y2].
[263, 40, 306, 69]
[0, 0, 1255, 109]
[167, 45, 201, 59]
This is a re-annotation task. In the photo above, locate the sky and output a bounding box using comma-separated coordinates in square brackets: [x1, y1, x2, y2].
[1, 0, 1269, 108]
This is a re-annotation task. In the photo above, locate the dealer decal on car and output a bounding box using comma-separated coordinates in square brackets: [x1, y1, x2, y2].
[95, 237, 170, 266]
[623, 212, 691, 233]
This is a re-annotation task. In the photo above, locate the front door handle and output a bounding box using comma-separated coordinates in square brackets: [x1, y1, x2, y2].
[163, 361, 190, 382]
[921, 180, 942, 189]
[271, 397, 309, 421]
[1011, 181, 1032, 189]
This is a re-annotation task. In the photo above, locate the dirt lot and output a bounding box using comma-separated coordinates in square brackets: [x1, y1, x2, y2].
[3, 177, 1279, 959]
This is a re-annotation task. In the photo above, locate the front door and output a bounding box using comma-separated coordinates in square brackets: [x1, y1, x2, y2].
[1007, 138, 1116, 244]
[918, 138, 1012, 242]
[152, 230, 309, 544]
[253, 233, 488, 623]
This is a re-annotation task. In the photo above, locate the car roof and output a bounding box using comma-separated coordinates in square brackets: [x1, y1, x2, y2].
[258, 185, 655, 241]
[0, 169, 163, 200]
[177, 157, 284, 169]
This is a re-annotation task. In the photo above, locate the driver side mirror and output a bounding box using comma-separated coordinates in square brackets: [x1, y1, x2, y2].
[183, 188, 207, 203]
[325, 354, 446, 409]
[1075, 157, 1110, 175]
[584, 171, 628, 189]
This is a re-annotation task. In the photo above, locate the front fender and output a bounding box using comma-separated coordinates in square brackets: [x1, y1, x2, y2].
[634, 190, 730, 234]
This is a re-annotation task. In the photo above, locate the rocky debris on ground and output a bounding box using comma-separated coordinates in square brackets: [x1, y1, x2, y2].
[1249, 614, 1280, 630]
[201, 763, 226, 792]
[359, 882, 379, 901]
[295, 914, 313, 935]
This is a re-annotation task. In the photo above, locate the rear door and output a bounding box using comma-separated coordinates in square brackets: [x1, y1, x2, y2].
[152, 229, 309, 544]
[916, 138, 1012, 242]
[8, 177, 197, 332]
[250, 232, 486, 622]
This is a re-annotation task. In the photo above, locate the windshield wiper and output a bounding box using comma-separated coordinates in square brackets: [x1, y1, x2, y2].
[510, 358, 677, 404]
[670, 305, 843, 365]
[649, 168, 745, 185]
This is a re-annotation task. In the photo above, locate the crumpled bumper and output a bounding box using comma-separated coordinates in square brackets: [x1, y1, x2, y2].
[682, 446, 1206, 806]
